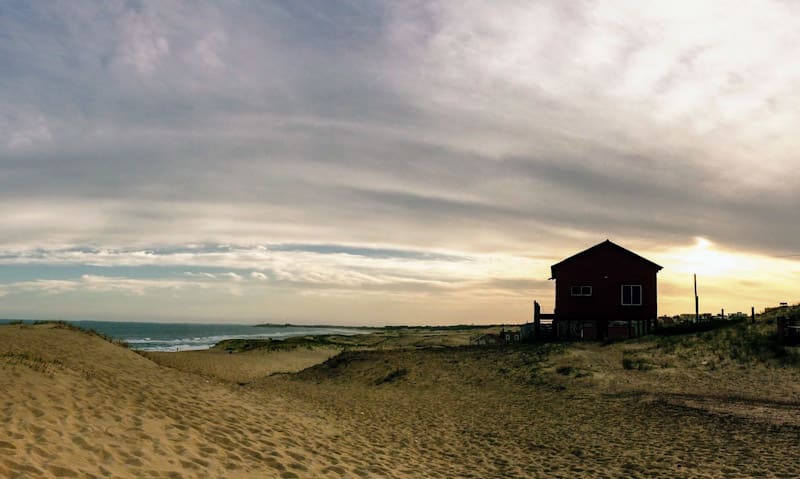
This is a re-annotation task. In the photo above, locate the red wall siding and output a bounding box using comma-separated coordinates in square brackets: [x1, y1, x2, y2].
[553, 247, 659, 323]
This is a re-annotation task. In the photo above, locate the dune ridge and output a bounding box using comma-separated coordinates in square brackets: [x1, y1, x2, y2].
[2, 321, 800, 478]
[1, 323, 351, 478]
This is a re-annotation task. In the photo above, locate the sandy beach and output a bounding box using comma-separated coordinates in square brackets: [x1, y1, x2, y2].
[2, 321, 799, 478]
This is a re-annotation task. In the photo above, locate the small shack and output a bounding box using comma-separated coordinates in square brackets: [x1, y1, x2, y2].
[545, 239, 662, 340]
[472, 328, 522, 346]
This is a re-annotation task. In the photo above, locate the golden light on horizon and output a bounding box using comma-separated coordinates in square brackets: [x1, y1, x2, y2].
[654, 238, 800, 315]
[668, 237, 738, 277]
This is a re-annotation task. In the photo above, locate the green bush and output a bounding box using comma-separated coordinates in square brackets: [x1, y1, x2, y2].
[622, 356, 655, 371]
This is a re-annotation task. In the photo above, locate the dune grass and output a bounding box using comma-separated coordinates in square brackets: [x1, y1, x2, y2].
[652, 308, 800, 366]
[212, 335, 345, 353]
[21, 320, 131, 348]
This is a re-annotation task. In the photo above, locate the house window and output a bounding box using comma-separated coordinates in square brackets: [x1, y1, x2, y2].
[621, 285, 642, 306]
[570, 285, 592, 296]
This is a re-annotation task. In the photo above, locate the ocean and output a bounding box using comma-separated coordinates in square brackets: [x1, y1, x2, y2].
[0, 320, 367, 352]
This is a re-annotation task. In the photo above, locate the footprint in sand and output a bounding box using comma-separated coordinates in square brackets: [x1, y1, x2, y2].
[285, 450, 306, 462]
[46, 464, 79, 477]
[70, 434, 99, 453]
[29, 407, 45, 418]
[5, 460, 44, 476]
[322, 465, 347, 477]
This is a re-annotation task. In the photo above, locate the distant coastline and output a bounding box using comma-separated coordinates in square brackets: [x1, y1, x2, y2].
[253, 323, 377, 330]
[254, 323, 497, 330]
[0, 320, 368, 352]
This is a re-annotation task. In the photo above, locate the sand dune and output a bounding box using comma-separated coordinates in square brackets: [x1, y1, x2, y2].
[144, 347, 340, 384]
[0, 323, 352, 478]
[2, 322, 800, 478]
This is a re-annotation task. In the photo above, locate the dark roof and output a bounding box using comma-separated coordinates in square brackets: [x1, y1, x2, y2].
[550, 239, 663, 278]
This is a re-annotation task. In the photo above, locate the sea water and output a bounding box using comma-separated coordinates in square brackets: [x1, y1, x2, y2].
[0, 319, 366, 352]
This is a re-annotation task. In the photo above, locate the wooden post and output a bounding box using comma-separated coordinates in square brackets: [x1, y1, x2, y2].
[533, 301, 541, 336]
[721, 308, 725, 321]
[751, 306, 755, 324]
[694, 274, 699, 324]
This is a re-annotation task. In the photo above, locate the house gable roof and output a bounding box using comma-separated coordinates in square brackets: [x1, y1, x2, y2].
[550, 239, 663, 279]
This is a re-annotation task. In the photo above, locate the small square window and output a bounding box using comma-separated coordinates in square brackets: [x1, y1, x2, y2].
[621, 285, 642, 306]
[571, 285, 592, 296]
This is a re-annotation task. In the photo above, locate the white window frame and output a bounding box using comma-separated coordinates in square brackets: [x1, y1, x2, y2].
[621, 284, 642, 306]
[570, 285, 592, 296]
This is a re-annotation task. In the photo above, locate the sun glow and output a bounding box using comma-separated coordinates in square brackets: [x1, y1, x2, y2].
[654, 237, 800, 315]
[668, 237, 738, 277]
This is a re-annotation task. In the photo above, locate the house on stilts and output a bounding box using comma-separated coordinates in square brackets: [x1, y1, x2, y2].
[533, 240, 662, 340]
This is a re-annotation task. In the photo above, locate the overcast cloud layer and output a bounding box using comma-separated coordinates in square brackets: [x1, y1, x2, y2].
[1, 1, 799, 323]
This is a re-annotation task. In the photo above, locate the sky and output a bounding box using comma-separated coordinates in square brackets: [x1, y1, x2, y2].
[1, 0, 799, 325]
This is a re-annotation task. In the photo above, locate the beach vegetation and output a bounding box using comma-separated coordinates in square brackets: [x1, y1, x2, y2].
[29, 320, 130, 348]
[621, 354, 657, 371]
[374, 368, 408, 385]
[651, 308, 800, 366]
[1, 351, 64, 375]
[213, 335, 343, 353]
[555, 365, 593, 378]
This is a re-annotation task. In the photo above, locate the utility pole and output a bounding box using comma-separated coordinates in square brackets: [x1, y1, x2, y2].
[694, 274, 699, 324]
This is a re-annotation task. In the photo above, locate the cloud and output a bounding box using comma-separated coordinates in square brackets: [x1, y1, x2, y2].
[3, 274, 216, 297]
[184, 272, 216, 279]
[115, 8, 170, 76]
[0, 242, 552, 298]
[2, 1, 800, 322]
[4, 112, 52, 149]
[6, 279, 79, 295]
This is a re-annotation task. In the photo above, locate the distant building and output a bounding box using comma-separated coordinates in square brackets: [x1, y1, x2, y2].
[472, 329, 523, 346]
[548, 240, 662, 340]
[658, 315, 676, 327]
[500, 330, 521, 343]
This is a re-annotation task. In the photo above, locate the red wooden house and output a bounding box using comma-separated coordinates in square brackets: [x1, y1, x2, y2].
[549, 240, 662, 340]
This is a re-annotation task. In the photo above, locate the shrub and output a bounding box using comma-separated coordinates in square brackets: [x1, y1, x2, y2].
[556, 366, 574, 375]
[555, 365, 592, 378]
[622, 356, 655, 371]
[374, 368, 408, 385]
